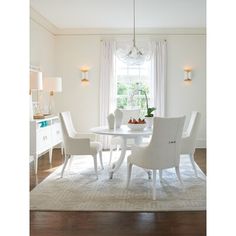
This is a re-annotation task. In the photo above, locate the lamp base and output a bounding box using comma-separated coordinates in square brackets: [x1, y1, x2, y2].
[33, 113, 45, 119]
[43, 113, 52, 116]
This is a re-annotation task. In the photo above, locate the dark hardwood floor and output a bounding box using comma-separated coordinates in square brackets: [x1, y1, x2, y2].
[30, 148, 206, 236]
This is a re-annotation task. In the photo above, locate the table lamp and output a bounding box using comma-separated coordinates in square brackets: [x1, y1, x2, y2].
[30, 71, 44, 119]
[43, 77, 62, 115]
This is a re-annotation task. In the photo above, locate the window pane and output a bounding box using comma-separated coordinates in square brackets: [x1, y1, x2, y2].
[115, 57, 153, 117]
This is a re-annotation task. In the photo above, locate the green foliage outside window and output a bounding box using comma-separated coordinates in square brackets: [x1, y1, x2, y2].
[117, 82, 151, 117]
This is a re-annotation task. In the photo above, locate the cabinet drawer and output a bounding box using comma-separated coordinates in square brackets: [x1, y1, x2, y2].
[52, 123, 62, 145]
[37, 127, 51, 153]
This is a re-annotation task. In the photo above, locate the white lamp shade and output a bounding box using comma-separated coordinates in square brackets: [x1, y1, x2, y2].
[30, 71, 43, 90]
[43, 77, 62, 92]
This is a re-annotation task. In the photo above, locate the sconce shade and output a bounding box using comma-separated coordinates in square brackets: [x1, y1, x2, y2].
[43, 77, 62, 93]
[184, 68, 192, 82]
[80, 66, 90, 85]
[81, 78, 89, 86]
[30, 71, 43, 90]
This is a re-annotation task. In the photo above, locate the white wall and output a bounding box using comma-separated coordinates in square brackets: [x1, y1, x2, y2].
[30, 19, 55, 76]
[55, 36, 101, 131]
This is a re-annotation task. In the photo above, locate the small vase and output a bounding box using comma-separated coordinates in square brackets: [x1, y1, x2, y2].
[114, 109, 123, 128]
[145, 116, 154, 129]
[107, 113, 115, 129]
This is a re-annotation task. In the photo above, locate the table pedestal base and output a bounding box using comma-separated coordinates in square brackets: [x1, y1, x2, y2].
[109, 136, 143, 179]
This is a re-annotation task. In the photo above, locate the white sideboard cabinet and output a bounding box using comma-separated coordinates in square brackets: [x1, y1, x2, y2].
[30, 116, 63, 174]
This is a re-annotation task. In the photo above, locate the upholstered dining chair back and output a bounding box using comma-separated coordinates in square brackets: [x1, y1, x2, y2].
[147, 116, 186, 169]
[59, 111, 85, 154]
[60, 111, 77, 137]
[181, 111, 201, 154]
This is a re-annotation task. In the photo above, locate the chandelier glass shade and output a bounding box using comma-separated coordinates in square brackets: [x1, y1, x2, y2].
[117, 0, 151, 65]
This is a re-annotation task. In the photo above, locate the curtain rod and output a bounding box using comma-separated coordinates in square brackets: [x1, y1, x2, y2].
[100, 39, 167, 42]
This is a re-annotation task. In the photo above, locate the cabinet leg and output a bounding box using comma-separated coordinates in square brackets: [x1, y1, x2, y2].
[61, 143, 64, 155]
[49, 148, 53, 164]
[34, 154, 38, 175]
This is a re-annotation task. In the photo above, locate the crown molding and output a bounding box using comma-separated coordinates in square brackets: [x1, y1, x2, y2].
[30, 8, 206, 36]
[55, 28, 206, 36]
[30, 7, 58, 35]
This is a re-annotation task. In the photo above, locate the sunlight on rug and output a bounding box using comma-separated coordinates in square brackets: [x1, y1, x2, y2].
[30, 151, 206, 211]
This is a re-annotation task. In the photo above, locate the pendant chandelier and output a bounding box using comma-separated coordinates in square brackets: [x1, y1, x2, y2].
[118, 0, 151, 65]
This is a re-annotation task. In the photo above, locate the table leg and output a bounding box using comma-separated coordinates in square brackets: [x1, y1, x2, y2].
[109, 137, 127, 179]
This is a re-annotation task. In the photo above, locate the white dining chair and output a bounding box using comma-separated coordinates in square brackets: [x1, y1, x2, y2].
[59, 111, 103, 179]
[109, 109, 140, 165]
[181, 111, 201, 177]
[126, 116, 185, 200]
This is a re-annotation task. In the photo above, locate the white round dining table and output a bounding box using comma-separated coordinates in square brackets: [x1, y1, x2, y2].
[90, 125, 152, 179]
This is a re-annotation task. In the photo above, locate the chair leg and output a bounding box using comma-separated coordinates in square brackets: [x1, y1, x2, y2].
[49, 148, 53, 164]
[61, 154, 69, 178]
[93, 155, 98, 179]
[34, 154, 38, 175]
[60, 143, 64, 156]
[190, 153, 198, 177]
[99, 151, 104, 170]
[152, 170, 157, 200]
[109, 146, 113, 166]
[175, 166, 183, 185]
[67, 155, 74, 171]
[116, 145, 120, 153]
[159, 169, 163, 182]
[126, 162, 133, 188]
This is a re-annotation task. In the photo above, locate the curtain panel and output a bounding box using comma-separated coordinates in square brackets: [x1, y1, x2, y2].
[152, 40, 167, 117]
[99, 40, 116, 149]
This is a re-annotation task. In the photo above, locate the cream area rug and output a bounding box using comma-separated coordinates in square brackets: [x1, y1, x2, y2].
[30, 151, 206, 211]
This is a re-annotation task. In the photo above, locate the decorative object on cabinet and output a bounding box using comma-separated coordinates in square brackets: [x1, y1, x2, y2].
[30, 70, 44, 119]
[107, 113, 115, 129]
[30, 115, 63, 174]
[80, 66, 90, 85]
[43, 77, 62, 115]
[114, 109, 123, 128]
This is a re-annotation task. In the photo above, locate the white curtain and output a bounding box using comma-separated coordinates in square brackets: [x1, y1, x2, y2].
[99, 40, 116, 149]
[152, 41, 167, 117]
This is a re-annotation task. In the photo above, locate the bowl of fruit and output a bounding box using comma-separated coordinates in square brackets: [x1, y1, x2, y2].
[127, 118, 147, 131]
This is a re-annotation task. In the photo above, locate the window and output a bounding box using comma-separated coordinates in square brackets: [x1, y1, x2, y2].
[115, 56, 154, 117]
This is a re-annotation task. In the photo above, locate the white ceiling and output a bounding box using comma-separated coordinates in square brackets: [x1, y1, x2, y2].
[30, 0, 206, 29]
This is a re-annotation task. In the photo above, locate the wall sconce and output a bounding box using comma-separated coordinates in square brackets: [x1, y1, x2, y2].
[80, 66, 90, 85]
[184, 67, 192, 82]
